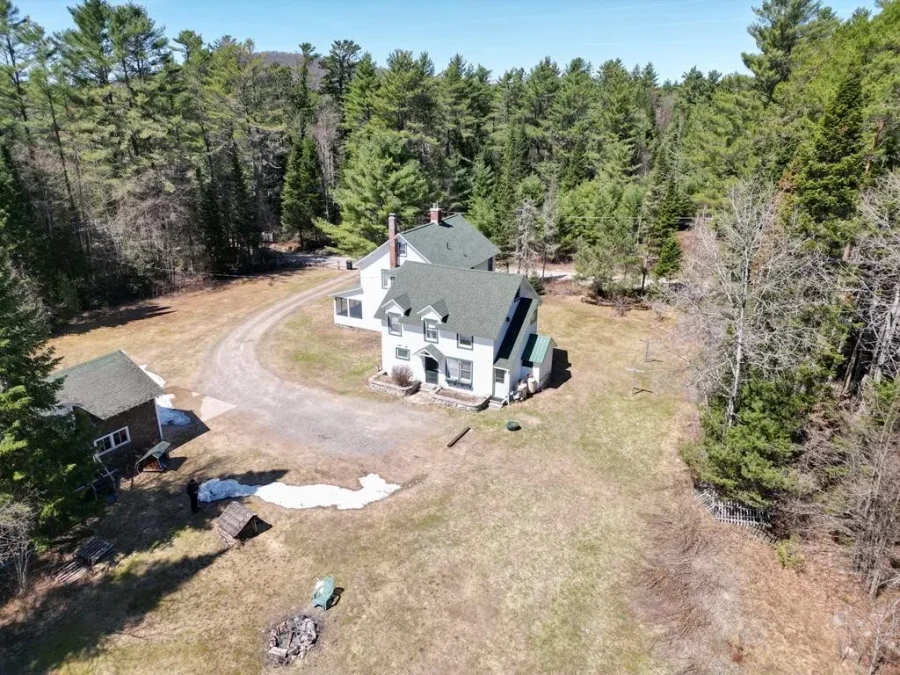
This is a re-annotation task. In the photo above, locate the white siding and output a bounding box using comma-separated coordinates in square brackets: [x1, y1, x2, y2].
[339, 237, 428, 331]
[380, 320, 496, 398]
[471, 257, 495, 271]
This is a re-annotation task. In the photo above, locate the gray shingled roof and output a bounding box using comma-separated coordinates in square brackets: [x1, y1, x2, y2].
[51, 350, 163, 420]
[375, 262, 527, 340]
[400, 214, 500, 269]
[494, 298, 538, 370]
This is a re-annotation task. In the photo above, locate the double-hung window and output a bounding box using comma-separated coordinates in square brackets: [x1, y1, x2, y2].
[397, 240, 407, 258]
[387, 313, 402, 336]
[457, 334, 473, 349]
[381, 270, 395, 289]
[424, 319, 439, 343]
[94, 427, 130, 455]
[446, 358, 473, 388]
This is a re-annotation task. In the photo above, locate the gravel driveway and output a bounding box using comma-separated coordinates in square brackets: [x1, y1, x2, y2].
[202, 274, 439, 456]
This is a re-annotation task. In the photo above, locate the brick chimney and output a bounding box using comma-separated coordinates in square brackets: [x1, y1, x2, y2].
[429, 203, 442, 224]
[388, 213, 398, 269]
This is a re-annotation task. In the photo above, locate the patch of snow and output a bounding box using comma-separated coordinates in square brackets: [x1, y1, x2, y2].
[156, 394, 192, 426]
[140, 365, 166, 387]
[198, 473, 401, 510]
[198, 395, 235, 422]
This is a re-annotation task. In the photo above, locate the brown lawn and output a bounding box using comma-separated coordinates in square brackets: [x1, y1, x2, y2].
[0, 271, 855, 675]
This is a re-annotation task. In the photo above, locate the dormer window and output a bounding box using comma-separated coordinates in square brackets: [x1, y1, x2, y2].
[397, 240, 407, 258]
[424, 319, 438, 343]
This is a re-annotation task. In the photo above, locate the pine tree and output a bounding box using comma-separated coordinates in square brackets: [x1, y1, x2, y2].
[467, 153, 500, 240]
[741, 0, 823, 100]
[343, 52, 379, 133]
[322, 128, 428, 255]
[281, 136, 324, 247]
[653, 233, 682, 279]
[792, 65, 865, 251]
[196, 167, 228, 272]
[322, 39, 360, 103]
[0, 247, 95, 534]
[373, 49, 437, 133]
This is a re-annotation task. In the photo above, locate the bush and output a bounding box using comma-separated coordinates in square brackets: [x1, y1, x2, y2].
[528, 273, 545, 295]
[391, 365, 414, 387]
[776, 536, 805, 571]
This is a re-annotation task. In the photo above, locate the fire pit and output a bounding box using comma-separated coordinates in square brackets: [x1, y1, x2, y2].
[266, 614, 319, 665]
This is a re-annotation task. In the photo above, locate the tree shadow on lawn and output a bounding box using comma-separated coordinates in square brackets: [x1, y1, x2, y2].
[55, 302, 175, 337]
[0, 467, 288, 672]
[0, 550, 224, 674]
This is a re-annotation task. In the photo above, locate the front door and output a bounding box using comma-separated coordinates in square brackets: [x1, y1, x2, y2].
[424, 356, 439, 385]
[493, 368, 506, 399]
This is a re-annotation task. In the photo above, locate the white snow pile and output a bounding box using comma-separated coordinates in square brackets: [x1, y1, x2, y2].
[156, 394, 192, 426]
[140, 365, 166, 387]
[198, 473, 401, 510]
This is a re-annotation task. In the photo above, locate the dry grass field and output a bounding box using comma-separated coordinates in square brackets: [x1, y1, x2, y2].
[0, 270, 856, 674]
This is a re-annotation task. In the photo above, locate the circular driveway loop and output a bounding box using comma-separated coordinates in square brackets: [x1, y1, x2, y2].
[202, 274, 438, 456]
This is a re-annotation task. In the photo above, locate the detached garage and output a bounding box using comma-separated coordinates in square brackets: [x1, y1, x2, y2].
[51, 350, 164, 468]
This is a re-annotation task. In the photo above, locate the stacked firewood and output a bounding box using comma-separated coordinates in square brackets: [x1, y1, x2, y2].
[267, 614, 318, 664]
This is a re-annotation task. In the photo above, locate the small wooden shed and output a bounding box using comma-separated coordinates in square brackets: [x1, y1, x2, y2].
[214, 501, 261, 546]
[135, 441, 172, 473]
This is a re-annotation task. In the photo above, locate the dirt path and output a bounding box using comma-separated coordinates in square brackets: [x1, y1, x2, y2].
[202, 274, 439, 456]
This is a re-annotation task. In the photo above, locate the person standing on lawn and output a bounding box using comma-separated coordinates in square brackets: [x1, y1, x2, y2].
[187, 478, 200, 513]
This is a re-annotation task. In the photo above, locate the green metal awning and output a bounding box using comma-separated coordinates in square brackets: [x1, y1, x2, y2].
[522, 334, 552, 366]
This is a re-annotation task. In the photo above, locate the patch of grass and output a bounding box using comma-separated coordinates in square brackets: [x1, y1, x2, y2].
[264, 297, 381, 395]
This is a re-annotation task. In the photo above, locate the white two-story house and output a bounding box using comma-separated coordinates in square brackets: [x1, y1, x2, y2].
[372, 261, 555, 402]
[332, 205, 500, 331]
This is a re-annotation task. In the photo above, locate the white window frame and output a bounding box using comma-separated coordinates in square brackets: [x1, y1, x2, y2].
[446, 357, 473, 388]
[93, 426, 131, 456]
[387, 313, 402, 336]
[494, 368, 506, 384]
[424, 319, 439, 343]
[457, 334, 473, 350]
[395, 347, 410, 360]
[382, 273, 394, 289]
[397, 240, 407, 258]
[335, 297, 362, 318]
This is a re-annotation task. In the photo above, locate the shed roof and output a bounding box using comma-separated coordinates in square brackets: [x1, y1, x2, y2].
[522, 334, 553, 366]
[51, 350, 163, 420]
[216, 501, 258, 538]
[399, 214, 499, 268]
[375, 262, 528, 340]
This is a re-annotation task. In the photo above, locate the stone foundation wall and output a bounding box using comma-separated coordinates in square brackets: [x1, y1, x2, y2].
[368, 374, 420, 398]
[430, 391, 489, 412]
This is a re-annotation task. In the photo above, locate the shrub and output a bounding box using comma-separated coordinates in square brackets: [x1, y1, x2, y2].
[528, 273, 545, 295]
[391, 365, 414, 387]
[776, 536, 805, 571]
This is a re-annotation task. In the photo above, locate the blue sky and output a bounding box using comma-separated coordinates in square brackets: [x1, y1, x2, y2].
[26, 0, 879, 82]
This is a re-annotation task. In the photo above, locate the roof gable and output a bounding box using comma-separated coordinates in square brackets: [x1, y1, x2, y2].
[397, 214, 499, 269]
[374, 262, 526, 340]
[51, 350, 163, 420]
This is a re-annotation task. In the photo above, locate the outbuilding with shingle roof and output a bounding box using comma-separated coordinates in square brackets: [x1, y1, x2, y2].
[50, 350, 164, 463]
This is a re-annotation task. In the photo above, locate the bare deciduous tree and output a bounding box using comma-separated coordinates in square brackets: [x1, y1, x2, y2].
[844, 171, 900, 390]
[841, 386, 900, 597]
[312, 96, 342, 222]
[0, 500, 35, 595]
[673, 181, 834, 425]
[514, 199, 540, 276]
